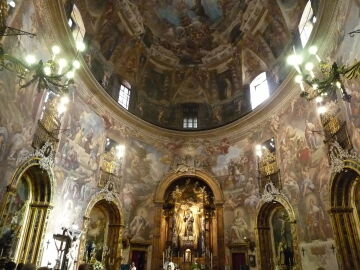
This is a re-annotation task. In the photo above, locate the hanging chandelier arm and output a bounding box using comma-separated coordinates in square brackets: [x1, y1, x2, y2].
[344, 61, 360, 80]
[0, 47, 32, 78]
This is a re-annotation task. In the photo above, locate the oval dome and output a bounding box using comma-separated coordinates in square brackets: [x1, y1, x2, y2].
[71, 0, 312, 130]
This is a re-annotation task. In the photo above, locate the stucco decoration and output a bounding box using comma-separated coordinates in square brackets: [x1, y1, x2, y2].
[329, 141, 360, 174]
[261, 182, 288, 203]
[16, 141, 55, 172]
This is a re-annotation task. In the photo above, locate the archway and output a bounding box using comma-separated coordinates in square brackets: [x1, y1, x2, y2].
[0, 158, 53, 264]
[256, 196, 301, 270]
[152, 170, 225, 270]
[329, 160, 360, 269]
[78, 196, 123, 270]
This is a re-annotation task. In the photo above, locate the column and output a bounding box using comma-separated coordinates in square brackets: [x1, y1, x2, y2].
[216, 205, 225, 270]
[151, 203, 163, 270]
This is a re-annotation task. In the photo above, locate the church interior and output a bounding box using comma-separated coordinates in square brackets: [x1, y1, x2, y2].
[1, 0, 360, 270]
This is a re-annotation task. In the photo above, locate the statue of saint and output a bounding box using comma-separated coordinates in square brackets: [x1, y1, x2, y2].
[184, 210, 194, 237]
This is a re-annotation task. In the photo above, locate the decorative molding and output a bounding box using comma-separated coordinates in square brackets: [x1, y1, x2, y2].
[94, 181, 121, 203]
[329, 141, 360, 174]
[260, 182, 288, 203]
[16, 141, 55, 172]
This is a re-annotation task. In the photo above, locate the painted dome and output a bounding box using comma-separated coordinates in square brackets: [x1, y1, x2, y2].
[71, 0, 311, 130]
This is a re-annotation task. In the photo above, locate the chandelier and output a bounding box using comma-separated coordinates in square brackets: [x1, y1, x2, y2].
[287, 45, 360, 102]
[0, 42, 85, 94]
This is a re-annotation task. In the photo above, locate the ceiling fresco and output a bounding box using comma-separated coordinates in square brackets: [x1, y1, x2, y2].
[72, 0, 310, 130]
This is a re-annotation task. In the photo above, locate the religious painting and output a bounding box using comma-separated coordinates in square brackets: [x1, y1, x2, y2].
[271, 208, 294, 269]
[85, 207, 108, 262]
[57, 96, 105, 177]
[248, 255, 256, 267]
[229, 208, 249, 244]
[215, 70, 233, 100]
[128, 207, 150, 242]
[0, 178, 29, 259]
[144, 69, 167, 100]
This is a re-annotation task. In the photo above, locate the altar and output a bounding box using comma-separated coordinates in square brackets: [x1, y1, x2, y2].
[160, 178, 216, 270]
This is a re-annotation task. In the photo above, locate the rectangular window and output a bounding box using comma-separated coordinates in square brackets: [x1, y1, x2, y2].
[118, 84, 131, 110]
[250, 72, 269, 109]
[182, 103, 198, 129]
[298, 1, 315, 47]
[183, 117, 198, 129]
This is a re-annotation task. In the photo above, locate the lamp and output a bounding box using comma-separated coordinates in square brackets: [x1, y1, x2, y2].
[0, 41, 85, 95]
[0, 0, 36, 37]
[287, 45, 360, 102]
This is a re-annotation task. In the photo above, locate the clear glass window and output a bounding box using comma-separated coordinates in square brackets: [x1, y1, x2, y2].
[118, 84, 131, 110]
[250, 72, 269, 109]
[298, 1, 315, 47]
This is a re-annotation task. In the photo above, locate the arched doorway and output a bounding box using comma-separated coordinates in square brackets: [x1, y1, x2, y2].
[256, 196, 301, 270]
[0, 158, 53, 264]
[329, 161, 360, 269]
[152, 170, 225, 270]
[79, 198, 123, 270]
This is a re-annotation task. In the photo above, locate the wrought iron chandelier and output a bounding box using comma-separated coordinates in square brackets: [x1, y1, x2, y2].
[0, 43, 85, 94]
[287, 45, 360, 102]
[0, 0, 85, 94]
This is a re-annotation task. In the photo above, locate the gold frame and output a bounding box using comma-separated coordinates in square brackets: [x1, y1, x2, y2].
[329, 159, 360, 269]
[0, 157, 54, 265]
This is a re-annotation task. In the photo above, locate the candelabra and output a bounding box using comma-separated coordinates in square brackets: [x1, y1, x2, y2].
[0, 42, 85, 94]
[287, 45, 360, 102]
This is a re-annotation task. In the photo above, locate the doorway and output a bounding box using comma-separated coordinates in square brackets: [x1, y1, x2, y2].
[131, 250, 146, 270]
[232, 253, 246, 270]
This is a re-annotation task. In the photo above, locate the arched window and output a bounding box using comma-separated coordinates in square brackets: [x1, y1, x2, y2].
[250, 72, 269, 110]
[298, 1, 316, 47]
[118, 81, 131, 110]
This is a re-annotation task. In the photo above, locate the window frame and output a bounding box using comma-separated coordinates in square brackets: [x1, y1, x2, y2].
[250, 72, 270, 110]
[118, 84, 131, 110]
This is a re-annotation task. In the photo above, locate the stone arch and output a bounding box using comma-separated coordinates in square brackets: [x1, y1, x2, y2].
[329, 159, 360, 269]
[78, 192, 125, 270]
[255, 194, 302, 270]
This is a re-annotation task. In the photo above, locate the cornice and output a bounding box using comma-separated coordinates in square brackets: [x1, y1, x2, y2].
[43, 0, 342, 144]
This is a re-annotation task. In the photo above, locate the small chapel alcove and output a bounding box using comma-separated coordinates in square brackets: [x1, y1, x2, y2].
[256, 199, 300, 270]
[152, 173, 225, 270]
[329, 163, 360, 269]
[80, 199, 122, 270]
[0, 160, 52, 264]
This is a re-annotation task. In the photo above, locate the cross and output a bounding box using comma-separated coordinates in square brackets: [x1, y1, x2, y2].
[331, 244, 336, 254]
[46, 240, 51, 249]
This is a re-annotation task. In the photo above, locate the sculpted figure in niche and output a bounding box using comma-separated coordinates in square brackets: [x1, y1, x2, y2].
[184, 210, 194, 237]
